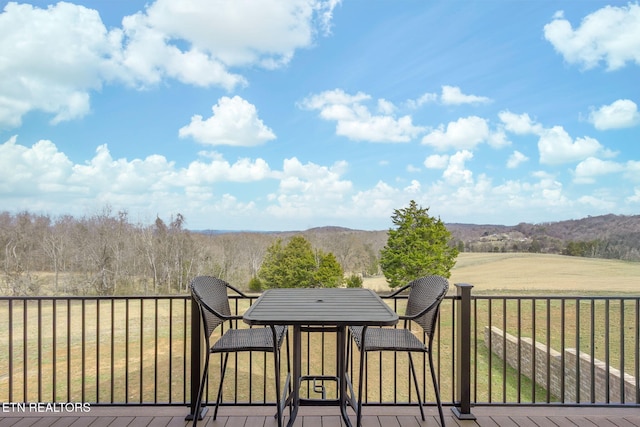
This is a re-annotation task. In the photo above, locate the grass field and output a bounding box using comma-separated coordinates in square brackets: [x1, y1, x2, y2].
[1, 253, 638, 405]
[363, 252, 640, 294]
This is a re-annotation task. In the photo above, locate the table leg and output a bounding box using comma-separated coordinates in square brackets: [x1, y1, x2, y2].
[287, 325, 302, 427]
[337, 325, 354, 427]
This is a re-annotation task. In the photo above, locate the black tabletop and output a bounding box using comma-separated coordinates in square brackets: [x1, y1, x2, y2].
[243, 288, 398, 327]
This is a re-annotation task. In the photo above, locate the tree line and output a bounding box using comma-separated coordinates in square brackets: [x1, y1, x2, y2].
[1, 208, 196, 295]
[0, 208, 387, 295]
[0, 201, 460, 296]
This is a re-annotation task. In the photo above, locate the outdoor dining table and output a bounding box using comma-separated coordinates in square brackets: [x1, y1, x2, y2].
[243, 287, 399, 427]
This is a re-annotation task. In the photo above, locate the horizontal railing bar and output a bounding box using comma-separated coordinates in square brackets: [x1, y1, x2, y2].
[0, 295, 193, 301]
[473, 295, 640, 301]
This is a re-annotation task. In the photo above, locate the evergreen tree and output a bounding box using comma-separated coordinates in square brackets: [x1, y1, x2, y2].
[379, 200, 458, 288]
[314, 251, 344, 287]
[258, 235, 343, 288]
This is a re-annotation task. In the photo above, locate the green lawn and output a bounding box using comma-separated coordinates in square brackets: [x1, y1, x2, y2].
[1, 253, 638, 404]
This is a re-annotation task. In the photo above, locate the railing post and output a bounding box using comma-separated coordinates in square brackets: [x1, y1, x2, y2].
[186, 294, 206, 420]
[452, 283, 476, 420]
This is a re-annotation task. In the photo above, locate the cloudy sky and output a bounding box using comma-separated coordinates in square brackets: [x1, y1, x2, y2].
[1, 0, 639, 230]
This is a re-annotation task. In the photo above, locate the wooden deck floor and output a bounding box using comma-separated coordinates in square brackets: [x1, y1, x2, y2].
[1, 405, 639, 427]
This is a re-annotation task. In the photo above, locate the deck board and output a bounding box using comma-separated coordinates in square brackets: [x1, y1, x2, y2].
[1, 406, 639, 426]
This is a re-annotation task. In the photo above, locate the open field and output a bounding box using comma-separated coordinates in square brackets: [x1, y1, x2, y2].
[363, 253, 640, 293]
[1, 253, 638, 405]
[4, 293, 636, 405]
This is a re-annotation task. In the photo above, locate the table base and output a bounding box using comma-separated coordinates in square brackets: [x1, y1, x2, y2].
[285, 325, 356, 427]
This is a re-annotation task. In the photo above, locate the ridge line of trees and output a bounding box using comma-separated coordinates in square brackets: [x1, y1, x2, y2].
[1, 207, 195, 295]
[2, 207, 638, 296]
[0, 208, 384, 296]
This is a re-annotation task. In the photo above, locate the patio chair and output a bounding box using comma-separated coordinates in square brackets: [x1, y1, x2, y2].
[190, 276, 290, 427]
[349, 275, 449, 427]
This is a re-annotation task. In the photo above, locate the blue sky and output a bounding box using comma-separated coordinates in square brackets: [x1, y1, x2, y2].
[1, 0, 639, 230]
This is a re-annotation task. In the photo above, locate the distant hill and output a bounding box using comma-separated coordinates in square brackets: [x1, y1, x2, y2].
[196, 225, 359, 235]
[195, 213, 640, 262]
[447, 214, 640, 261]
[114, 213, 640, 290]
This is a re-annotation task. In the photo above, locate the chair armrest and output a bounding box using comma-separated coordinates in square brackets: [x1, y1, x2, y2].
[398, 298, 441, 321]
[381, 283, 412, 299]
[197, 299, 240, 322]
[225, 282, 249, 298]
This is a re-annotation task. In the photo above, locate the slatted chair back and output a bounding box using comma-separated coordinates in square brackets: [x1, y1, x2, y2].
[405, 275, 449, 339]
[190, 276, 232, 340]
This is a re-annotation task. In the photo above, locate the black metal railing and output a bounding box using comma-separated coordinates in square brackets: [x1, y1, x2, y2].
[0, 296, 190, 405]
[1, 285, 638, 419]
[471, 294, 640, 406]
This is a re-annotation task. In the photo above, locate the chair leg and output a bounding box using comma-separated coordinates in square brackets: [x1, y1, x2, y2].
[274, 350, 283, 427]
[192, 352, 210, 427]
[345, 329, 351, 412]
[356, 345, 366, 427]
[272, 327, 283, 427]
[213, 353, 229, 420]
[429, 351, 445, 427]
[408, 353, 425, 421]
[285, 330, 292, 413]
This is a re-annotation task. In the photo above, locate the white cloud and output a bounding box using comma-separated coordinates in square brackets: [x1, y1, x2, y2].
[589, 99, 640, 130]
[488, 129, 510, 149]
[350, 181, 403, 221]
[141, 0, 336, 69]
[538, 126, 614, 165]
[424, 154, 449, 169]
[4, 134, 637, 229]
[442, 150, 474, 185]
[421, 116, 489, 151]
[499, 111, 544, 135]
[543, 3, 640, 70]
[180, 153, 274, 184]
[577, 195, 616, 211]
[406, 92, 438, 109]
[118, 13, 246, 90]
[573, 157, 624, 184]
[404, 180, 421, 193]
[626, 161, 640, 182]
[406, 85, 489, 109]
[266, 157, 353, 220]
[69, 145, 178, 193]
[626, 188, 640, 203]
[441, 85, 491, 105]
[377, 99, 396, 114]
[179, 96, 276, 146]
[0, 2, 117, 127]
[119, 0, 339, 88]
[300, 89, 425, 142]
[300, 89, 370, 111]
[0, 0, 338, 128]
[507, 151, 529, 169]
[336, 115, 424, 143]
[0, 136, 73, 195]
[0, 137, 279, 217]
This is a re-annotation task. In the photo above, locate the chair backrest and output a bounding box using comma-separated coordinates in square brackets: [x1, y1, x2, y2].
[190, 276, 232, 340]
[405, 275, 449, 338]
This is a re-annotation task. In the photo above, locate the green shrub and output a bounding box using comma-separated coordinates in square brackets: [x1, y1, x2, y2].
[248, 276, 262, 292]
[345, 274, 363, 288]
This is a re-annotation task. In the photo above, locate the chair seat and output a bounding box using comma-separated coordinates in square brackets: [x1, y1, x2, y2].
[211, 325, 287, 353]
[350, 326, 427, 353]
